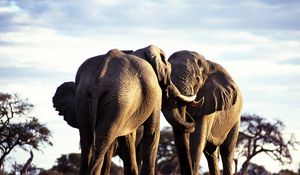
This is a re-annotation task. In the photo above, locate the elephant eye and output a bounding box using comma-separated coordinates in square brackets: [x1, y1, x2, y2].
[160, 53, 166, 64]
[196, 59, 203, 67]
[195, 76, 200, 84]
[195, 76, 203, 87]
[193, 77, 201, 93]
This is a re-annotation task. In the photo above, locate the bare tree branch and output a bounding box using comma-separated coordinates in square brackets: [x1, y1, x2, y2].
[0, 92, 52, 169]
[235, 114, 299, 175]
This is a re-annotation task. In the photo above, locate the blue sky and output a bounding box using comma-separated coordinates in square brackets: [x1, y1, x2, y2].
[1, 0, 300, 173]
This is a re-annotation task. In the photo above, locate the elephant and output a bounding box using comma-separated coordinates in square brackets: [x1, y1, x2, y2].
[162, 50, 243, 175]
[52, 45, 196, 175]
[53, 81, 143, 174]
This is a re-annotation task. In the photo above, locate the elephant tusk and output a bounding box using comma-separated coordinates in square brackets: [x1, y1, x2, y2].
[189, 96, 205, 107]
[176, 94, 197, 103]
[169, 81, 197, 103]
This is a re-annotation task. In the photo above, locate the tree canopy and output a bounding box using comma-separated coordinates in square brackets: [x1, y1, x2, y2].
[156, 126, 180, 174]
[0, 92, 52, 170]
[157, 126, 177, 164]
[51, 153, 80, 174]
[39, 153, 123, 175]
[235, 114, 299, 175]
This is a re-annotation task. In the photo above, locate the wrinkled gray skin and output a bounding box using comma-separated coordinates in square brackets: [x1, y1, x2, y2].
[52, 81, 143, 175]
[162, 51, 243, 175]
[53, 45, 195, 175]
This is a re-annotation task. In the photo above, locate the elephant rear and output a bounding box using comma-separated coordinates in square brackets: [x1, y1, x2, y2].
[84, 49, 162, 174]
[90, 52, 162, 136]
[53, 45, 167, 175]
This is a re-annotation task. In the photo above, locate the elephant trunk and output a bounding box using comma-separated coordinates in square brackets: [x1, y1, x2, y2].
[168, 81, 196, 103]
[162, 98, 195, 133]
[161, 81, 197, 133]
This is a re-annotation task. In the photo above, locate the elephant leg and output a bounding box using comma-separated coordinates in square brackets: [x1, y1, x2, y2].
[76, 94, 93, 175]
[117, 133, 138, 175]
[77, 111, 93, 174]
[88, 125, 118, 175]
[173, 129, 193, 175]
[204, 143, 220, 175]
[141, 110, 160, 175]
[135, 126, 144, 172]
[79, 131, 93, 175]
[101, 140, 118, 175]
[88, 140, 111, 175]
[171, 105, 193, 175]
[220, 120, 240, 175]
[190, 114, 215, 175]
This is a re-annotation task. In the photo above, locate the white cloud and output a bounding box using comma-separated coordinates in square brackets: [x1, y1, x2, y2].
[1, 0, 298, 34]
[1, 0, 300, 172]
[0, 1, 20, 13]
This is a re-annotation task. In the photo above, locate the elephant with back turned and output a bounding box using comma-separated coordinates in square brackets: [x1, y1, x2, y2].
[53, 80, 144, 174]
[162, 50, 243, 175]
[53, 45, 196, 175]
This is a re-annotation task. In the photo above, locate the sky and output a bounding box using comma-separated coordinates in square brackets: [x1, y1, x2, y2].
[1, 0, 300, 173]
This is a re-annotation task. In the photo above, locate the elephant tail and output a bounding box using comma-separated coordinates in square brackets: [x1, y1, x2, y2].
[89, 83, 106, 148]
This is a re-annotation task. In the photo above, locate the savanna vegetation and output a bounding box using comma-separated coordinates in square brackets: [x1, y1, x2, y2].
[0, 92, 52, 175]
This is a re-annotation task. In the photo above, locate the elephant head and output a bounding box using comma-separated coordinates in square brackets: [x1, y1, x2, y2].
[52, 81, 77, 128]
[162, 50, 238, 131]
[188, 59, 238, 116]
[132, 45, 170, 88]
[132, 45, 197, 133]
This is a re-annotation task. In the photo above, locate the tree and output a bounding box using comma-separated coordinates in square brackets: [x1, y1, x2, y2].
[11, 152, 39, 175]
[51, 153, 80, 174]
[0, 92, 52, 170]
[276, 169, 298, 175]
[39, 169, 63, 175]
[235, 114, 299, 175]
[46, 153, 123, 175]
[157, 126, 177, 164]
[246, 163, 271, 175]
[156, 127, 181, 174]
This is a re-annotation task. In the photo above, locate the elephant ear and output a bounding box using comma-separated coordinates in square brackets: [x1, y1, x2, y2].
[134, 45, 170, 87]
[193, 60, 238, 116]
[52, 81, 78, 128]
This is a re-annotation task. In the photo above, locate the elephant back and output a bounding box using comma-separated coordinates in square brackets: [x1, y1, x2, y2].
[53, 81, 78, 128]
